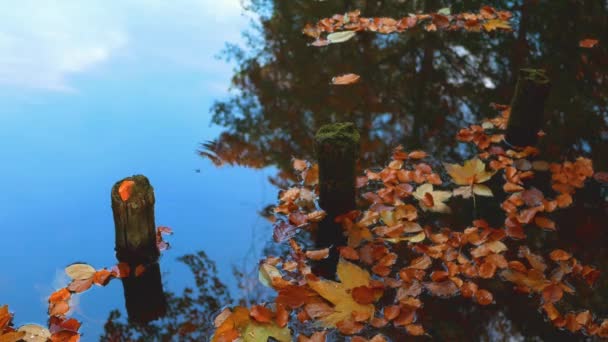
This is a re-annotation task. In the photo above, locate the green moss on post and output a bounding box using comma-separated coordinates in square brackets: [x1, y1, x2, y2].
[111, 175, 159, 265]
[505, 68, 551, 147]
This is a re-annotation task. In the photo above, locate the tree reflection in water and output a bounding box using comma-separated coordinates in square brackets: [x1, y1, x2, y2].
[101, 251, 231, 341]
[103, 0, 607, 340]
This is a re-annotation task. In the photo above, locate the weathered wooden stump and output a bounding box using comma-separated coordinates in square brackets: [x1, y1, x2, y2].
[313, 122, 360, 277]
[111, 175, 159, 264]
[111, 175, 166, 323]
[505, 68, 551, 147]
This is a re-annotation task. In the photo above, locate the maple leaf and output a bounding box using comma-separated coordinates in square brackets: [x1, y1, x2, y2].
[413, 183, 452, 213]
[212, 307, 291, 342]
[445, 158, 495, 198]
[307, 259, 375, 327]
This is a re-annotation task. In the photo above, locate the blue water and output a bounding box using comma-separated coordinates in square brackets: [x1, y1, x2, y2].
[0, 3, 273, 338]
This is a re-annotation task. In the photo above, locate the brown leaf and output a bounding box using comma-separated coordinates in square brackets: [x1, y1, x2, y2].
[542, 284, 563, 304]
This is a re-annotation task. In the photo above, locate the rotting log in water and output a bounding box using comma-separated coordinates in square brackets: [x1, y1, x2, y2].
[111, 175, 166, 323]
[505, 68, 551, 147]
[313, 122, 360, 278]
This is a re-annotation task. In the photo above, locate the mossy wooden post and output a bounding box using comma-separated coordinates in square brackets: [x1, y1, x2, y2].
[314, 122, 360, 277]
[505, 68, 551, 147]
[111, 175, 166, 323]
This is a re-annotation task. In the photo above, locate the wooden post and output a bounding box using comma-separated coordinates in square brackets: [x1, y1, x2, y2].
[505, 68, 551, 147]
[313, 122, 360, 277]
[111, 175, 159, 264]
[111, 175, 166, 323]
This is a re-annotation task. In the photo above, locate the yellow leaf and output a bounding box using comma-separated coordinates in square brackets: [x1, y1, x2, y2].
[413, 183, 452, 213]
[444, 158, 495, 186]
[307, 259, 375, 327]
[242, 322, 291, 342]
[65, 263, 96, 280]
[483, 19, 512, 32]
[473, 184, 493, 197]
[384, 231, 426, 244]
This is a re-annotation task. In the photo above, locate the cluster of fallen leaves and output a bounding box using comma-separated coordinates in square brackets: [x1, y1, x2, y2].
[1, 226, 172, 342]
[211, 103, 607, 340]
[303, 6, 513, 48]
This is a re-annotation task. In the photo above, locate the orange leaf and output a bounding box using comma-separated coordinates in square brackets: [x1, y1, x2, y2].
[275, 305, 289, 328]
[405, 324, 425, 336]
[534, 216, 556, 230]
[332, 73, 360, 85]
[118, 180, 135, 202]
[49, 289, 71, 304]
[338, 246, 359, 260]
[549, 249, 572, 262]
[579, 38, 598, 48]
[351, 286, 375, 305]
[475, 289, 493, 305]
[93, 269, 112, 286]
[383, 305, 400, 321]
[111, 263, 130, 278]
[305, 248, 329, 260]
[408, 150, 427, 159]
[49, 301, 70, 316]
[250, 305, 273, 323]
[542, 284, 563, 303]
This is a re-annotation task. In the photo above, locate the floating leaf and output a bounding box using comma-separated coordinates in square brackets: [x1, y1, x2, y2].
[413, 184, 452, 213]
[483, 19, 512, 31]
[327, 31, 357, 44]
[65, 264, 96, 281]
[444, 158, 495, 186]
[17, 324, 51, 342]
[307, 259, 374, 326]
[332, 73, 360, 85]
[437, 7, 451, 15]
[579, 38, 598, 48]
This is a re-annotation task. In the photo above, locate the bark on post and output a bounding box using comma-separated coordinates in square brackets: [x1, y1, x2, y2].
[111, 175, 159, 264]
[111, 175, 166, 323]
[505, 68, 551, 147]
[313, 122, 360, 277]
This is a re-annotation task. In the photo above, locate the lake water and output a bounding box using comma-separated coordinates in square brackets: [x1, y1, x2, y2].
[1, 0, 606, 341]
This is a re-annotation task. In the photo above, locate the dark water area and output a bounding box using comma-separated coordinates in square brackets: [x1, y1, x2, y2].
[2, 0, 607, 341]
